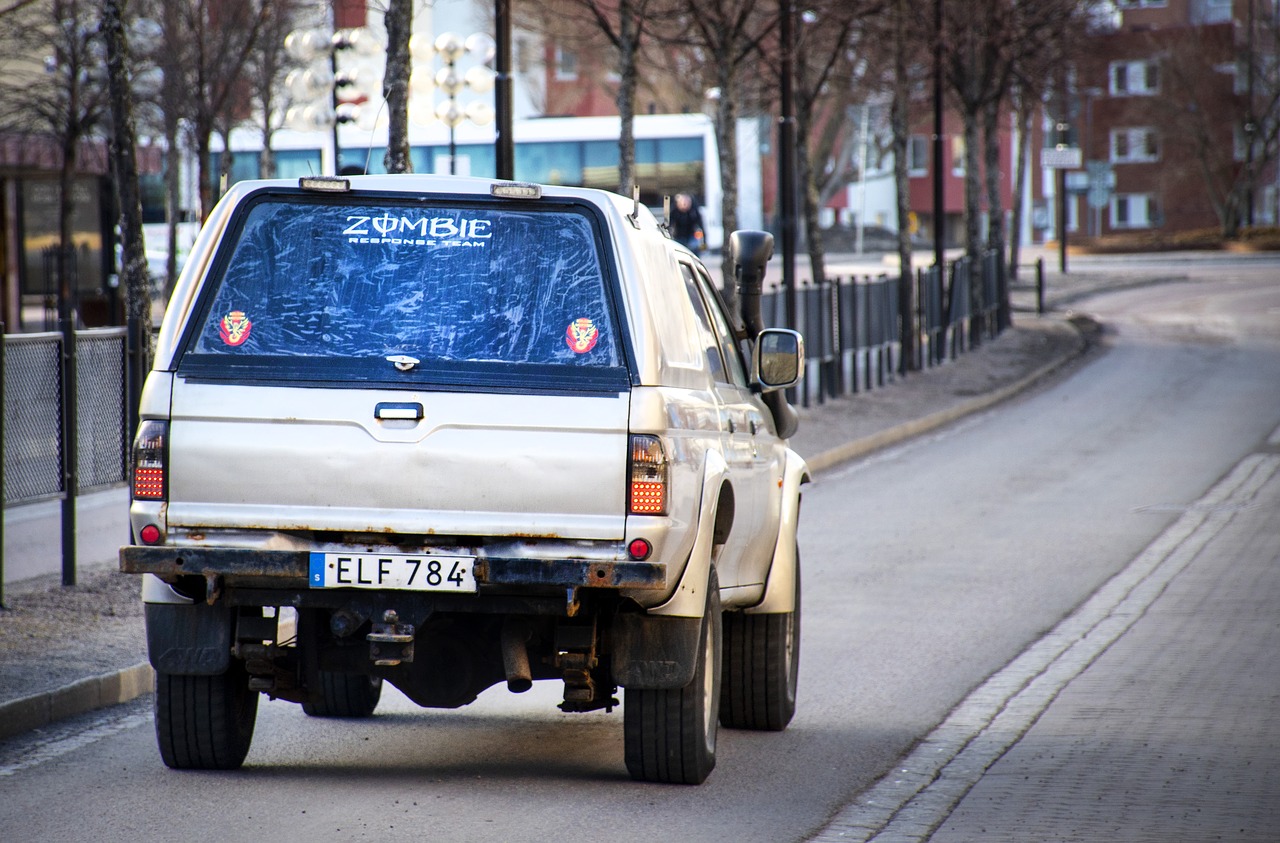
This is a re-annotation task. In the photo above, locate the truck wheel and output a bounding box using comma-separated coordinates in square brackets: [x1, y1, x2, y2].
[623, 569, 722, 785]
[155, 661, 258, 770]
[720, 552, 800, 731]
[303, 672, 383, 718]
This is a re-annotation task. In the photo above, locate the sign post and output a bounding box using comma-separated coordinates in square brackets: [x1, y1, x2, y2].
[1042, 146, 1082, 274]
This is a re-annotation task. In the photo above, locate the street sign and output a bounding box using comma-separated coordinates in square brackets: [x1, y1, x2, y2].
[1041, 146, 1083, 169]
[1085, 160, 1115, 210]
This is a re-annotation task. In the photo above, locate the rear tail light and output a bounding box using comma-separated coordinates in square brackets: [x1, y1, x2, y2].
[628, 434, 667, 515]
[132, 420, 168, 501]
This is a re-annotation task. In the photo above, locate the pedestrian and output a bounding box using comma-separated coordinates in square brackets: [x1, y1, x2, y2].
[670, 193, 704, 252]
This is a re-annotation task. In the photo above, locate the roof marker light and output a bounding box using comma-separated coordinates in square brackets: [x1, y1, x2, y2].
[299, 176, 351, 192]
[491, 182, 542, 199]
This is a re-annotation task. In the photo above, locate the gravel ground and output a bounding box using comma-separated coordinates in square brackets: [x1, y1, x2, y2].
[0, 567, 146, 700]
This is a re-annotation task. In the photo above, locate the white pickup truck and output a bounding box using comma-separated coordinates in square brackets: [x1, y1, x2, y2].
[120, 174, 807, 784]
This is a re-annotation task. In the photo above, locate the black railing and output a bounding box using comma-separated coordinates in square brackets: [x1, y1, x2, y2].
[1, 327, 129, 599]
[2, 328, 128, 507]
[764, 251, 1007, 405]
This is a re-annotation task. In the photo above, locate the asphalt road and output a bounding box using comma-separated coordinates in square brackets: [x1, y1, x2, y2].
[1, 265, 1276, 842]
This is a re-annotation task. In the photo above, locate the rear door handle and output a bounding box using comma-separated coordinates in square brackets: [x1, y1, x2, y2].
[375, 402, 424, 421]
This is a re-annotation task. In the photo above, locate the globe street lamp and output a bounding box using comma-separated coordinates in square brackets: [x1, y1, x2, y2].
[410, 32, 495, 175]
[283, 26, 381, 174]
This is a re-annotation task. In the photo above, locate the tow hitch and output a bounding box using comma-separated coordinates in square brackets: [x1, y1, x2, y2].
[367, 609, 415, 666]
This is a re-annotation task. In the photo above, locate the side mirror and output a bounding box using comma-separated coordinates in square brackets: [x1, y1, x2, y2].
[753, 328, 804, 392]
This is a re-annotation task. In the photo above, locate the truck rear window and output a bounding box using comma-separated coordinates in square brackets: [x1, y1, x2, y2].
[178, 193, 627, 391]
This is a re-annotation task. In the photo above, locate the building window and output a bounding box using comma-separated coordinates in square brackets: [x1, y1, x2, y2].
[1116, 0, 1167, 8]
[1111, 128, 1159, 163]
[951, 135, 965, 176]
[1199, 0, 1232, 24]
[1111, 194, 1159, 229]
[907, 135, 928, 176]
[1110, 60, 1159, 95]
[554, 45, 577, 81]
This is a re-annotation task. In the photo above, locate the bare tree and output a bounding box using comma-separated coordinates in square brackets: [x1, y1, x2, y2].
[244, 0, 312, 178]
[655, 0, 776, 293]
[0, 0, 109, 320]
[1141, 17, 1280, 237]
[517, 0, 667, 195]
[888, 0, 921, 369]
[937, 0, 1096, 338]
[783, 0, 885, 291]
[154, 0, 270, 220]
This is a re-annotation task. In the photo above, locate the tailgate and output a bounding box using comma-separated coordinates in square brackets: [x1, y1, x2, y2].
[167, 382, 631, 540]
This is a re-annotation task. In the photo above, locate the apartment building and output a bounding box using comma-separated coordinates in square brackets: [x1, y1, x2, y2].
[1074, 0, 1275, 236]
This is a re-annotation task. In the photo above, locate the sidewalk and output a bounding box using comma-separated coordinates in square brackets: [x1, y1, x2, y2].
[0, 255, 1151, 742]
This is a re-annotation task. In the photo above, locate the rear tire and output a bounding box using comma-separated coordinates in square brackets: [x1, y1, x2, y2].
[302, 672, 383, 718]
[155, 661, 258, 770]
[624, 569, 722, 784]
[720, 552, 800, 731]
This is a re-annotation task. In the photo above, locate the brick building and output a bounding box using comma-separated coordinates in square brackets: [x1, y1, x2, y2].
[1071, 0, 1276, 238]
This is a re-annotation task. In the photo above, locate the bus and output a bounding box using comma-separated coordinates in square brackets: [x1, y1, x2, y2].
[210, 113, 724, 249]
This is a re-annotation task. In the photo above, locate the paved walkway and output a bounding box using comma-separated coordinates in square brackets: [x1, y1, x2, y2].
[809, 432, 1280, 842]
[934, 447, 1280, 842]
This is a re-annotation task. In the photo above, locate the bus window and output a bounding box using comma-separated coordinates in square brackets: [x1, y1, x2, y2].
[517, 141, 583, 186]
[583, 140, 619, 191]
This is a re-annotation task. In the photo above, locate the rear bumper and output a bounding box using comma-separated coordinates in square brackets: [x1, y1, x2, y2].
[120, 545, 667, 592]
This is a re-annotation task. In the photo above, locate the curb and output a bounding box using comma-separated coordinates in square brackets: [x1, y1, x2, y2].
[0, 662, 154, 741]
[804, 319, 1089, 475]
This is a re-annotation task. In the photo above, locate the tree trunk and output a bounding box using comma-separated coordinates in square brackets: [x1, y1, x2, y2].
[259, 125, 275, 179]
[616, 0, 637, 195]
[383, 0, 412, 174]
[892, 0, 915, 372]
[196, 114, 215, 220]
[102, 0, 154, 426]
[1008, 93, 1031, 285]
[162, 0, 181, 295]
[794, 100, 826, 291]
[713, 63, 739, 303]
[982, 97, 1008, 331]
[962, 106, 983, 344]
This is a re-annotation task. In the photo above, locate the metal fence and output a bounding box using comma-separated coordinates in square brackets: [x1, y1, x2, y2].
[2, 327, 129, 506]
[763, 251, 1004, 406]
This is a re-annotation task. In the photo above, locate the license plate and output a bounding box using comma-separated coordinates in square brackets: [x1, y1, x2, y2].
[309, 552, 477, 592]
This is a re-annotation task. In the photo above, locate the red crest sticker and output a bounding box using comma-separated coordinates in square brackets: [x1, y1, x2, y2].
[566, 318, 599, 354]
[219, 310, 252, 347]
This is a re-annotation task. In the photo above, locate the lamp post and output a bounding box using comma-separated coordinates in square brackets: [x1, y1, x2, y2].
[411, 32, 495, 176]
[778, 0, 798, 335]
[284, 26, 381, 175]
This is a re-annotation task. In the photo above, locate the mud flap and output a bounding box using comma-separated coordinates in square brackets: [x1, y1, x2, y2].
[145, 602, 233, 675]
[611, 612, 702, 689]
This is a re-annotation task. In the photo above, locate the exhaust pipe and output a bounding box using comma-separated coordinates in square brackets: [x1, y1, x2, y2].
[730, 230, 800, 439]
[501, 618, 533, 693]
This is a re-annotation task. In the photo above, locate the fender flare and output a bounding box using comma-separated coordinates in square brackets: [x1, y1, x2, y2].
[746, 447, 809, 615]
[646, 449, 728, 618]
